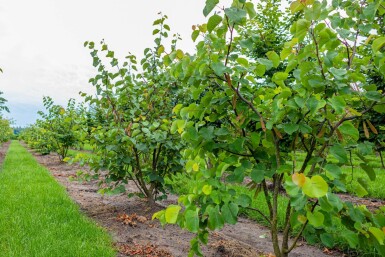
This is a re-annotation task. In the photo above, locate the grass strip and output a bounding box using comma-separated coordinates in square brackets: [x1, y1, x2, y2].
[0, 141, 116, 257]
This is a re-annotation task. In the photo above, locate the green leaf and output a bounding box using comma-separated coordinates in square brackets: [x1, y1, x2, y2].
[374, 105, 385, 113]
[207, 14, 222, 32]
[203, 0, 219, 17]
[165, 205, 181, 224]
[185, 210, 199, 233]
[266, 51, 280, 68]
[307, 211, 324, 228]
[320, 233, 334, 248]
[240, 38, 254, 50]
[244, 2, 257, 18]
[329, 96, 346, 114]
[290, 0, 305, 13]
[342, 230, 359, 248]
[191, 30, 200, 42]
[106, 50, 114, 58]
[157, 45, 165, 55]
[357, 142, 373, 156]
[272, 72, 288, 87]
[338, 121, 359, 141]
[369, 227, 385, 245]
[207, 205, 224, 230]
[250, 132, 261, 148]
[365, 91, 383, 101]
[299, 123, 312, 134]
[250, 164, 265, 183]
[360, 163, 376, 181]
[329, 67, 347, 79]
[302, 175, 328, 198]
[221, 202, 239, 225]
[324, 164, 342, 180]
[257, 58, 273, 70]
[354, 181, 368, 197]
[211, 62, 227, 76]
[282, 123, 299, 135]
[255, 64, 266, 76]
[202, 184, 213, 195]
[330, 144, 348, 163]
[291, 19, 311, 41]
[224, 7, 247, 24]
[372, 37, 385, 52]
[236, 194, 251, 207]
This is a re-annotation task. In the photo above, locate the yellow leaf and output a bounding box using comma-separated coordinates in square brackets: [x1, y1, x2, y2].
[192, 163, 199, 172]
[292, 172, 306, 187]
[366, 120, 378, 135]
[157, 45, 165, 55]
[297, 214, 307, 224]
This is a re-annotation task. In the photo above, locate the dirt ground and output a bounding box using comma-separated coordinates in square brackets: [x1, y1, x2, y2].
[0, 141, 10, 166]
[24, 145, 339, 257]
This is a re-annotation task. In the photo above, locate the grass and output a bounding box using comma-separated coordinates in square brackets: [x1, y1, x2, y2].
[0, 141, 116, 257]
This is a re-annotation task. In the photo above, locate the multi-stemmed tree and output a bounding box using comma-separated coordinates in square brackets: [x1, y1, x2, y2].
[81, 16, 185, 204]
[155, 0, 385, 256]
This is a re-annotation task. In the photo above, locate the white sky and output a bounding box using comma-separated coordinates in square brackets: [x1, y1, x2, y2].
[0, 0, 231, 126]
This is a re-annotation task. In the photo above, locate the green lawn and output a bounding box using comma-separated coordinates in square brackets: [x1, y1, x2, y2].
[0, 141, 116, 257]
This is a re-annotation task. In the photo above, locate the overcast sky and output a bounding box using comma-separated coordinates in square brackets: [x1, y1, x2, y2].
[0, 0, 232, 126]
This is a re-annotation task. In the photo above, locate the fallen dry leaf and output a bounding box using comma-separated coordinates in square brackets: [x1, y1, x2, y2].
[118, 243, 173, 257]
[117, 213, 149, 227]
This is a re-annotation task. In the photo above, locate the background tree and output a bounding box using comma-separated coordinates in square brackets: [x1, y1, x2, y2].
[81, 16, 185, 204]
[23, 97, 82, 160]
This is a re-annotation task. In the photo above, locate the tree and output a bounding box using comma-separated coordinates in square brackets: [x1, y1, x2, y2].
[0, 69, 12, 142]
[26, 97, 81, 160]
[154, 0, 385, 256]
[81, 15, 185, 204]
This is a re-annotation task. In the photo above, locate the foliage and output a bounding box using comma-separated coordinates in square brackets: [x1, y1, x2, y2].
[0, 91, 9, 114]
[154, 0, 385, 256]
[22, 97, 83, 160]
[19, 0, 385, 255]
[0, 118, 13, 143]
[0, 70, 12, 143]
[81, 15, 184, 204]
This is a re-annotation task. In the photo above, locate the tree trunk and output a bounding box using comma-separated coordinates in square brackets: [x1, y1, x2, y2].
[379, 150, 385, 169]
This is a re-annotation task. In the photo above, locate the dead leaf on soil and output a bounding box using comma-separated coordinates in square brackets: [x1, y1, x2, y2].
[117, 213, 148, 227]
[118, 243, 173, 257]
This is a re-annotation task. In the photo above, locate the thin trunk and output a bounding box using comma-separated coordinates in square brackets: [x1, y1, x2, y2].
[379, 150, 385, 169]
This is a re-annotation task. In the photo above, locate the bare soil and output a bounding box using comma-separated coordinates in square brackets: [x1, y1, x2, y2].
[25, 145, 338, 257]
[0, 141, 11, 166]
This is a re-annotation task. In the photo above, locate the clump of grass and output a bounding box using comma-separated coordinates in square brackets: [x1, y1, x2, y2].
[0, 141, 116, 257]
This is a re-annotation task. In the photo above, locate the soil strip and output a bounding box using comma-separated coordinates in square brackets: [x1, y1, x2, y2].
[0, 141, 11, 167]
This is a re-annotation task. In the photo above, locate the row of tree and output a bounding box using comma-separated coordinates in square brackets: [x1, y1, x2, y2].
[0, 69, 13, 143]
[21, 0, 385, 256]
